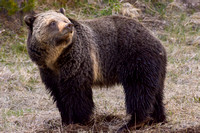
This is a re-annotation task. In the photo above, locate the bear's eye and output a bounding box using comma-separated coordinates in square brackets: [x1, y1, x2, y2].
[49, 21, 56, 27]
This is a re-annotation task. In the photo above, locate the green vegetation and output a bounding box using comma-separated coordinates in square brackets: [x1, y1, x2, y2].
[0, 0, 18, 15]
[68, 0, 121, 17]
[0, 0, 121, 17]
[142, 0, 170, 17]
[0, 0, 36, 15]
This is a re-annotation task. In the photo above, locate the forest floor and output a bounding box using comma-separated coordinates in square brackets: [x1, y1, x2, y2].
[0, 1, 200, 132]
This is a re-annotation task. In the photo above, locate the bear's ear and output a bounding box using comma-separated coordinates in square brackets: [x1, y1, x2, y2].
[59, 8, 65, 15]
[24, 14, 36, 30]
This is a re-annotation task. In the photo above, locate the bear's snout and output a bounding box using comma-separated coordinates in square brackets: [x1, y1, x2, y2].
[63, 23, 74, 33]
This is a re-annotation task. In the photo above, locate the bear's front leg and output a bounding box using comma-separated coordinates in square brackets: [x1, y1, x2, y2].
[58, 76, 94, 125]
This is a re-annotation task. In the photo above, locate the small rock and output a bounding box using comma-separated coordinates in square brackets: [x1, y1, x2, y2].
[115, 2, 140, 18]
[87, 0, 97, 5]
[120, 0, 137, 4]
[167, 1, 186, 11]
[189, 12, 200, 25]
[173, 0, 200, 10]
[187, 36, 200, 46]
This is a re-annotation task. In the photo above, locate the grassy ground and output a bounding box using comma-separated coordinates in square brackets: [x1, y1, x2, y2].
[0, 1, 200, 132]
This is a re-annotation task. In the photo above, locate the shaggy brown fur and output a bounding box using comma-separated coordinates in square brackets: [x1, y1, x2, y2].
[24, 8, 167, 131]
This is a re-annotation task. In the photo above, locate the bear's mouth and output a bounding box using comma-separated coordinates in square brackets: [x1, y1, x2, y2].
[55, 33, 72, 45]
[61, 23, 74, 35]
[62, 28, 73, 35]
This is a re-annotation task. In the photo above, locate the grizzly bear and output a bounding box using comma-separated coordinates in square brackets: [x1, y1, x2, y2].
[24, 8, 167, 130]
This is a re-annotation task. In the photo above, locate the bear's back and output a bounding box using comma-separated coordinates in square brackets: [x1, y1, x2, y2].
[68, 16, 166, 87]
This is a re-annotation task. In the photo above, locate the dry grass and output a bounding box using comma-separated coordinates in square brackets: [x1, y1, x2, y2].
[1, 2, 200, 132]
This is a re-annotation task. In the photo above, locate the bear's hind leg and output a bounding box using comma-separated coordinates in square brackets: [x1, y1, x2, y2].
[122, 80, 156, 129]
[150, 91, 166, 124]
[118, 56, 162, 130]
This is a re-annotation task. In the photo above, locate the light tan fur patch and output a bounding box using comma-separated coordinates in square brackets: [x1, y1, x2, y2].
[45, 44, 66, 71]
[45, 32, 74, 71]
[90, 45, 103, 83]
[57, 21, 68, 32]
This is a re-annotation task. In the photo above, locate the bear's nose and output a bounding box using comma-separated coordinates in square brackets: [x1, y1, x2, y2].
[64, 23, 74, 33]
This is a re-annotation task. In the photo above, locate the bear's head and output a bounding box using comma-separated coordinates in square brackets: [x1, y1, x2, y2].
[24, 8, 74, 69]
